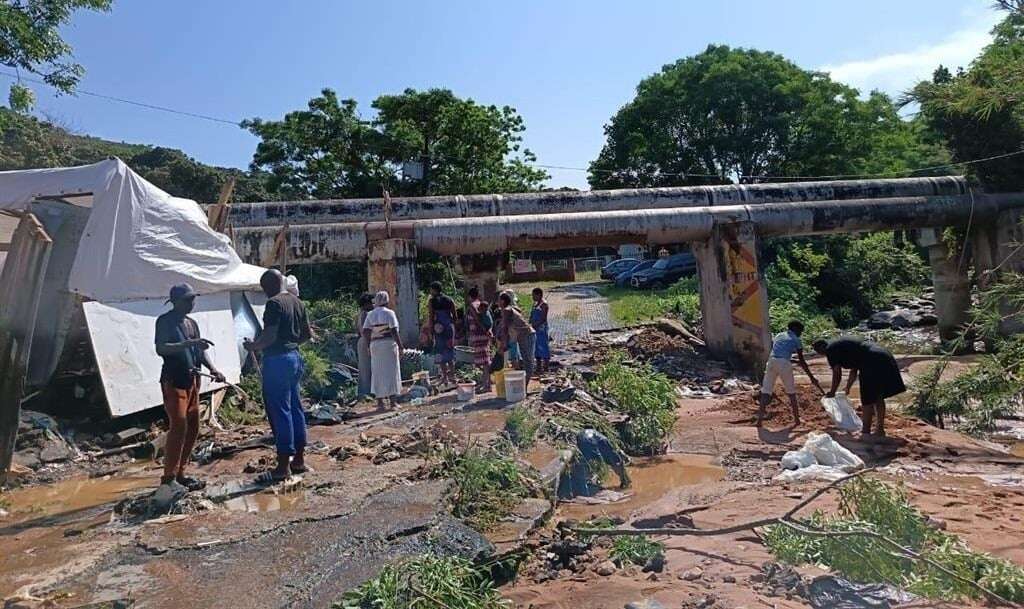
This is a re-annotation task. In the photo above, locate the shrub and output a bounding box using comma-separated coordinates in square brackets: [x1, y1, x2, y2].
[609, 535, 665, 568]
[218, 374, 265, 427]
[591, 353, 677, 455]
[599, 277, 701, 327]
[504, 406, 540, 448]
[763, 477, 1024, 602]
[337, 555, 507, 609]
[441, 446, 533, 531]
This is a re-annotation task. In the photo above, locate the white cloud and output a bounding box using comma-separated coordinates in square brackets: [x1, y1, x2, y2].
[820, 12, 1002, 95]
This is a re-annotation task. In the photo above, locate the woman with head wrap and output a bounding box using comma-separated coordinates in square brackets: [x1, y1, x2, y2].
[361, 290, 404, 409]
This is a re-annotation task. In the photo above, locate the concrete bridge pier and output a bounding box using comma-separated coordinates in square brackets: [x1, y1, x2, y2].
[693, 222, 771, 372]
[459, 253, 506, 302]
[367, 238, 420, 346]
[917, 228, 972, 346]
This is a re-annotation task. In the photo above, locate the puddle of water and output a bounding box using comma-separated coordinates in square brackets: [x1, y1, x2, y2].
[2, 474, 157, 522]
[559, 453, 724, 520]
[221, 491, 304, 513]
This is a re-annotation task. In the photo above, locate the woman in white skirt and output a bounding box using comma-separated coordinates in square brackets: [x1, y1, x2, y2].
[362, 291, 404, 409]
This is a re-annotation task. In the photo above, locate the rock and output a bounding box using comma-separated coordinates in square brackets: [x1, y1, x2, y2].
[38, 434, 71, 463]
[926, 516, 947, 530]
[722, 574, 736, 583]
[918, 313, 938, 326]
[624, 600, 664, 609]
[151, 481, 187, 512]
[680, 567, 703, 581]
[642, 553, 665, 573]
[595, 560, 617, 576]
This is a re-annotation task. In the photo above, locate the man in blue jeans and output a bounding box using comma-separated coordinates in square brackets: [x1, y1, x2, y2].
[244, 269, 313, 483]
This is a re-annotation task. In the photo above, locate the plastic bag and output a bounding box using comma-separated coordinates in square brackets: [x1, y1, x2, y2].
[820, 392, 863, 432]
[775, 432, 864, 482]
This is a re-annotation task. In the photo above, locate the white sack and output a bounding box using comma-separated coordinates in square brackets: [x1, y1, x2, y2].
[775, 431, 864, 483]
[821, 392, 863, 432]
[0, 159, 265, 301]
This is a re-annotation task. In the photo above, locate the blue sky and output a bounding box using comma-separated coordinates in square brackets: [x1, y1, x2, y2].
[7, 0, 1004, 191]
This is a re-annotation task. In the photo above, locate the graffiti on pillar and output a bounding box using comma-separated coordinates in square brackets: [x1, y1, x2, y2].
[723, 225, 768, 362]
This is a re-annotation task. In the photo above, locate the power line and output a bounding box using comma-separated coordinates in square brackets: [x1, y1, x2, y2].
[0, 69, 241, 125]
[4, 68, 1024, 183]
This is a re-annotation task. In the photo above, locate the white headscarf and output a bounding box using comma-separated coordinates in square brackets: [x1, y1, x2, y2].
[373, 290, 390, 307]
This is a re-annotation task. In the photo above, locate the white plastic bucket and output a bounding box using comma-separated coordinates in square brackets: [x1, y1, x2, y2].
[504, 371, 527, 403]
[456, 383, 476, 402]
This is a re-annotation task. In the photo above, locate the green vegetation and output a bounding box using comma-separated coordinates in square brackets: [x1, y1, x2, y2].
[504, 406, 540, 448]
[218, 374, 265, 427]
[598, 277, 701, 327]
[441, 446, 534, 531]
[589, 45, 947, 188]
[763, 477, 1024, 602]
[908, 273, 1024, 434]
[609, 535, 665, 568]
[243, 87, 547, 200]
[910, 7, 1024, 191]
[0, 0, 113, 110]
[591, 353, 678, 455]
[337, 555, 507, 609]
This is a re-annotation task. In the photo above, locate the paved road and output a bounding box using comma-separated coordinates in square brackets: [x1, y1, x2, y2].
[544, 284, 615, 346]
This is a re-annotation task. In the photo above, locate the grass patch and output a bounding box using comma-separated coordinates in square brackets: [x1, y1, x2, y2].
[590, 353, 678, 456]
[504, 406, 540, 448]
[609, 535, 665, 568]
[442, 446, 534, 531]
[597, 277, 700, 327]
[763, 477, 1024, 602]
[217, 374, 265, 427]
[337, 555, 507, 609]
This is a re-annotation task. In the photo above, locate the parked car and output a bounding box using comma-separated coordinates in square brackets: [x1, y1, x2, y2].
[600, 257, 639, 280]
[630, 253, 696, 289]
[614, 259, 656, 287]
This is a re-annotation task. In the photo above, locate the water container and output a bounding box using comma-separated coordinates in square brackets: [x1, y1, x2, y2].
[492, 369, 508, 399]
[456, 382, 476, 402]
[504, 371, 527, 403]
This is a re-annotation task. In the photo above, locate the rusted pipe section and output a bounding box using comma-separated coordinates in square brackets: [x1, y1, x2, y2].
[231, 193, 1021, 263]
[225, 176, 967, 227]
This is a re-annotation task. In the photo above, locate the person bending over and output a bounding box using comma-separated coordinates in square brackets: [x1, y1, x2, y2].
[758, 320, 822, 425]
[812, 336, 906, 439]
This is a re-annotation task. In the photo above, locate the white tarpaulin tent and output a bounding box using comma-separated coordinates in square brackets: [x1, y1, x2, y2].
[0, 159, 268, 416]
[0, 158, 264, 299]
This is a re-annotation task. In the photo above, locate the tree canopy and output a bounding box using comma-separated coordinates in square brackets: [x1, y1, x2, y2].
[243, 87, 548, 199]
[909, 9, 1024, 191]
[589, 44, 946, 188]
[0, 0, 112, 111]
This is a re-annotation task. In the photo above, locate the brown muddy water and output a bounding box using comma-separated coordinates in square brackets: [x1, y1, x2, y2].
[2, 473, 158, 523]
[558, 453, 724, 521]
[221, 490, 305, 513]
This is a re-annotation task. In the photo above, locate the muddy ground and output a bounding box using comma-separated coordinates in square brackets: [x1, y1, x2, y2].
[2, 331, 1023, 609]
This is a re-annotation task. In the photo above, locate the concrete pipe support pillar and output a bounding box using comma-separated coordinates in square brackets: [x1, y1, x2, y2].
[693, 221, 771, 372]
[367, 238, 420, 346]
[459, 253, 506, 302]
[917, 228, 971, 344]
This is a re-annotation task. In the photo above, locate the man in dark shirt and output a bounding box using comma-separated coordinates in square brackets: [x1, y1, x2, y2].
[155, 283, 225, 491]
[245, 269, 313, 483]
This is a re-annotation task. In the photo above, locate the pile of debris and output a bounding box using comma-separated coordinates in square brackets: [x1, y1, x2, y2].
[622, 320, 740, 394]
[330, 429, 444, 465]
[522, 520, 667, 584]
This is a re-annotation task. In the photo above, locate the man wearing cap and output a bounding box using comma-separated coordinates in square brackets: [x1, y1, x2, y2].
[155, 283, 225, 491]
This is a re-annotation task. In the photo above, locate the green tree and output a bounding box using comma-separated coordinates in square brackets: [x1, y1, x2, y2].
[589, 45, 942, 187]
[909, 10, 1024, 191]
[0, 0, 112, 111]
[373, 87, 548, 195]
[243, 87, 548, 199]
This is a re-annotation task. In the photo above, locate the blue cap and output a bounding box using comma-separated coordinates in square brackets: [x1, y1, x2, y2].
[165, 283, 198, 304]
